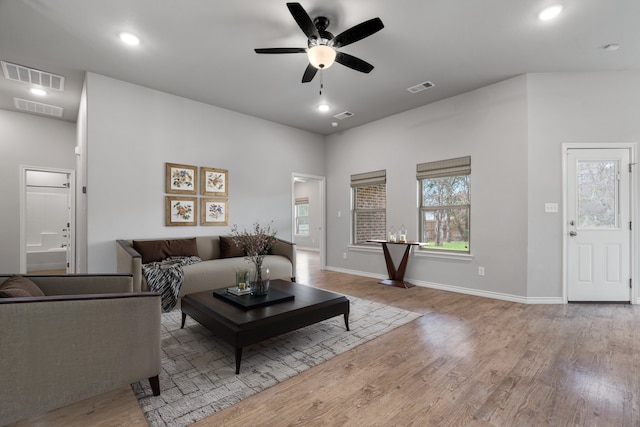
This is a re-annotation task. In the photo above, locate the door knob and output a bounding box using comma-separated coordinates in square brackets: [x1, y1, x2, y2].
[569, 231, 577, 237]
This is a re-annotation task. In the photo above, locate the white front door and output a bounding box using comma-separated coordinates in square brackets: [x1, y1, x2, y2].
[567, 148, 631, 302]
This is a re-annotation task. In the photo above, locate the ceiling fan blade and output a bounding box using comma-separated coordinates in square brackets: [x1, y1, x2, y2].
[287, 2, 319, 40]
[302, 63, 318, 83]
[331, 18, 384, 48]
[335, 52, 374, 73]
[255, 48, 307, 54]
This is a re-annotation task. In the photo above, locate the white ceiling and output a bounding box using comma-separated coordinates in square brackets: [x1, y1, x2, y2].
[0, 0, 638, 136]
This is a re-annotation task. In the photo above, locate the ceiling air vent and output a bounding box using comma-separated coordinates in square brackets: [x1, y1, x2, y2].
[1, 61, 65, 91]
[14, 98, 64, 117]
[333, 111, 354, 120]
[407, 81, 435, 94]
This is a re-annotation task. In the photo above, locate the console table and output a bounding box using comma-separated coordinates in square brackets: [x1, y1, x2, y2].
[368, 240, 423, 288]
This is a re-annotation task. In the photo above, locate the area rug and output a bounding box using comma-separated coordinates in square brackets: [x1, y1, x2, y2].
[132, 294, 422, 426]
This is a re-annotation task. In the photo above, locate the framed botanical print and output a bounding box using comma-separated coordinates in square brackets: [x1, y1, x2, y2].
[166, 196, 197, 226]
[166, 163, 197, 194]
[201, 167, 228, 197]
[201, 198, 228, 226]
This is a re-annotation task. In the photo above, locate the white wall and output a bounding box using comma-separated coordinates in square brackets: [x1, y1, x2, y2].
[325, 76, 530, 299]
[0, 110, 76, 273]
[85, 73, 325, 273]
[75, 79, 88, 272]
[526, 72, 640, 299]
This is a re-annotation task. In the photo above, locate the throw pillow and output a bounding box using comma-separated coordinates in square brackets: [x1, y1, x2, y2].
[219, 236, 245, 258]
[167, 238, 199, 258]
[0, 275, 46, 298]
[133, 240, 170, 263]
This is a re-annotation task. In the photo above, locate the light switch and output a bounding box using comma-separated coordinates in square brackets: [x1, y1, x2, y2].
[545, 203, 558, 213]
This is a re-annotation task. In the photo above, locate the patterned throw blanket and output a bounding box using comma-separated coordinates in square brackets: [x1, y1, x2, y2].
[141, 256, 201, 311]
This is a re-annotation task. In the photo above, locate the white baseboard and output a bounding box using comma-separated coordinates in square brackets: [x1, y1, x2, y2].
[325, 266, 565, 305]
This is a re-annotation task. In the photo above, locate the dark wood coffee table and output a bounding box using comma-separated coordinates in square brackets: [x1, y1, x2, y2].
[180, 279, 350, 374]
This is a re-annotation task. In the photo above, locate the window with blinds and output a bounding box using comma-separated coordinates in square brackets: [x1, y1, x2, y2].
[350, 170, 386, 245]
[295, 198, 310, 235]
[417, 156, 470, 252]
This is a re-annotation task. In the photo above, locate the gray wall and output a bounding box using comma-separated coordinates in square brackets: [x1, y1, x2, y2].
[0, 110, 76, 273]
[325, 72, 640, 302]
[526, 72, 640, 299]
[325, 76, 529, 299]
[84, 73, 324, 273]
[4, 71, 639, 302]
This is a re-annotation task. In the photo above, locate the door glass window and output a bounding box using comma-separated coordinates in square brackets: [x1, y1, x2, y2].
[577, 160, 617, 228]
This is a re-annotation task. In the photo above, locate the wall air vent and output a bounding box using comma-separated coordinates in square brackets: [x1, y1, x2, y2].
[333, 111, 354, 120]
[14, 98, 64, 117]
[407, 81, 435, 94]
[1, 61, 65, 91]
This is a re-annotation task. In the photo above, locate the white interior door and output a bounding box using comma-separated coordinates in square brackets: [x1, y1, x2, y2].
[21, 167, 75, 274]
[567, 148, 631, 301]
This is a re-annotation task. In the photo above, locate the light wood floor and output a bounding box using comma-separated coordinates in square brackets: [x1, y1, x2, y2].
[12, 250, 640, 426]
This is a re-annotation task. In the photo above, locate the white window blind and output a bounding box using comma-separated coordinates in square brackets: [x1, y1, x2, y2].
[416, 156, 471, 180]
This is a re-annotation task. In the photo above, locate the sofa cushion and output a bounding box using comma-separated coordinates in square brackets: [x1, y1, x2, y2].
[133, 238, 199, 263]
[0, 275, 46, 298]
[219, 236, 244, 258]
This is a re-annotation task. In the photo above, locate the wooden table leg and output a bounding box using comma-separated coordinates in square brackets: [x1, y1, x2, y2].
[235, 347, 243, 374]
[379, 243, 415, 288]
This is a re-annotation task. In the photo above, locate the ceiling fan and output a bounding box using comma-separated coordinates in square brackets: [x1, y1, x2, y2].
[254, 2, 384, 83]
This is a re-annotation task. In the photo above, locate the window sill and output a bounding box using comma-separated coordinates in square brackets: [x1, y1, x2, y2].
[349, 244, 474, 262]
[415, 249, 474, 261]
[348, 244, 381, 253]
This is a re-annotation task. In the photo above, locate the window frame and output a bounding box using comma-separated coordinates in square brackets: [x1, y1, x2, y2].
[417, 157, 471, 254]
[350, 170, 387, 246]
[294, 198, 310, 236]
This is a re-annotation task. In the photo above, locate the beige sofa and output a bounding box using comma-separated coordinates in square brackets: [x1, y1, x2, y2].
[116, 236, 296, 295]
[0, 274, 161, 426]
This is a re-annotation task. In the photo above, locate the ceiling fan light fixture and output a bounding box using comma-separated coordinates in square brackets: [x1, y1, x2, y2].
[307, 45, 336, 69]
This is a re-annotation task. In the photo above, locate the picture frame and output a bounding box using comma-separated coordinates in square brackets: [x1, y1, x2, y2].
[201, 198, 228, 226]
[166, 196, 197, 226]
[201, 167, 228, 197]
[166, 163, 197, 194]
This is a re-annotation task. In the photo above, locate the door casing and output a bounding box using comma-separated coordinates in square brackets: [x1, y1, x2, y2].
[20, 165, 76, 274]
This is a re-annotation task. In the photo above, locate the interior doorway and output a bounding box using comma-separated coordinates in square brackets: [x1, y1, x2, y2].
[292, 173, 326, 270]
[563, 144, 636, 302]
[20, 166, 75, 274]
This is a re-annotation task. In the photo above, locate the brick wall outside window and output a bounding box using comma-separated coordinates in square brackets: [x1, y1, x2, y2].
[353, 184, 386, 244]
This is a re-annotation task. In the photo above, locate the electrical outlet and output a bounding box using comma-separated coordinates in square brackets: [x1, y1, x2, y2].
[478, 267, 485, 276]
[343, 252, 347, 260]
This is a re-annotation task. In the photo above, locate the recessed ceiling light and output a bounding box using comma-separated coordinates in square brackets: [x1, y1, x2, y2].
[30, 87, 47, 96]
[331, 122, 338, 127]
[539, 5, 563, 21]
[318, 104, 330, 112]
[119, 32, 140, 46]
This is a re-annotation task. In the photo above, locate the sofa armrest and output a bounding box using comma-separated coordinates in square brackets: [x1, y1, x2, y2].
[0, 292, 161, 425]
[116, 240, 143, 292]
[0, 274, 134, 296]
[271, 238, 297, 281]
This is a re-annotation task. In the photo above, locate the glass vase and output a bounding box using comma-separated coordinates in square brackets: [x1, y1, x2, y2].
[250, 266, 270, 296]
